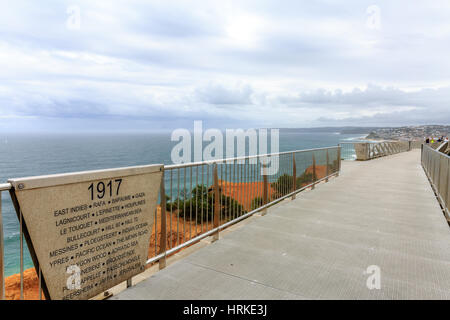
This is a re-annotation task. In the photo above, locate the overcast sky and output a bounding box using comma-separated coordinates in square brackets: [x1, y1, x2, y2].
[1, 0, 450, 132]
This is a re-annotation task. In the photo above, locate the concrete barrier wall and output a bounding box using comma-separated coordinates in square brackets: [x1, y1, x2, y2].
[353, 141, 411, 161]
[354, 143, 369, 160]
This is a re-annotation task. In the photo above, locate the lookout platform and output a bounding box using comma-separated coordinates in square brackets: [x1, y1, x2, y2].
[113, 149, 450, 300]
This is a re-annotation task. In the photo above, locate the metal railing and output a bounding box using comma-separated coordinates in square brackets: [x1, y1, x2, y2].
[338, 141, 364, 160]
[147, 146, 341, 269]
[0, 146, 341, 300]
[421, 144, 450, 219]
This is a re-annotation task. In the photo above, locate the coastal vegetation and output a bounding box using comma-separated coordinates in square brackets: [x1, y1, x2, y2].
[166, 185, 245, 223]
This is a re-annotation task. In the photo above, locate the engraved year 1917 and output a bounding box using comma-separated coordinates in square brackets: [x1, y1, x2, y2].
[88, 179, 122, 200]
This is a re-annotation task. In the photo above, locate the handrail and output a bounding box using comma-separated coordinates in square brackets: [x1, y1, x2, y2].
[0, 183, 11, 191]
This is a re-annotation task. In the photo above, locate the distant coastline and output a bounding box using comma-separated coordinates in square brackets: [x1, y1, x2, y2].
[364, 125, 450, 141]
[278, 125, 449, 142]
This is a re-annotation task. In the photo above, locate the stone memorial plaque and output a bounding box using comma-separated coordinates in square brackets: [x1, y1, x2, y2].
[8, 164, 163, 300]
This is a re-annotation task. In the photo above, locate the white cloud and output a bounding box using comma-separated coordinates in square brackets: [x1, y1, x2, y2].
[195, 83, 254, 105]
[0, 0, 449, 132]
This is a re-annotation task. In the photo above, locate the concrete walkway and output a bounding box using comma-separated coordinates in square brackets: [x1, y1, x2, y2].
[114, 149, 450, 300]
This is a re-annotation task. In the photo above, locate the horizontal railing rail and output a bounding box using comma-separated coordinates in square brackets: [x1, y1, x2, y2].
[421, 144, 450, 220]
[0, 146, 341, 300]
[164, 146, 340, 169]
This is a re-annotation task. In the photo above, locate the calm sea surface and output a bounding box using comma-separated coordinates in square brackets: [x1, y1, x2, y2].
[0, 132, 362, 276]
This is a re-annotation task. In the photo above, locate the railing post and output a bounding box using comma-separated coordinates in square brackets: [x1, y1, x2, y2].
[428, 150, 432, 177]
[213, 163, 220, 241]
[262, 162, 268, 215]
[292, 153, 297, 200]
[437, 153, 441, 191]
[19, 208, 23, 300]
[421, 143, 424, 163]
[440, 156, 449, 209]
[0, 192, 4, 300]
[433, 155, 436, 187]
[446, 157, 450, 213]
[38, 267, 42, 300]
[326, 150, 329, 182]
[430, 151, 433, 176]
[159, 169, 167, 270]
[312, 153, 316, 190]
[337, 146, 341, 176]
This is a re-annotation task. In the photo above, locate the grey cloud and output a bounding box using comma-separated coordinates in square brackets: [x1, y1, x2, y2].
[317, 110, 450, 127]
[281, 85, 450, 110]
[1, 1, 450, 132]
[194, 84, 254, 105]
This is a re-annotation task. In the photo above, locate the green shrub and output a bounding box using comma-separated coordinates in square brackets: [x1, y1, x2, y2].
[168, 184, 246, 223]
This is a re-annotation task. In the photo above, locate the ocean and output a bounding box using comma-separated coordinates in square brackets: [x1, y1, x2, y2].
[0, 131, 364, 276]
